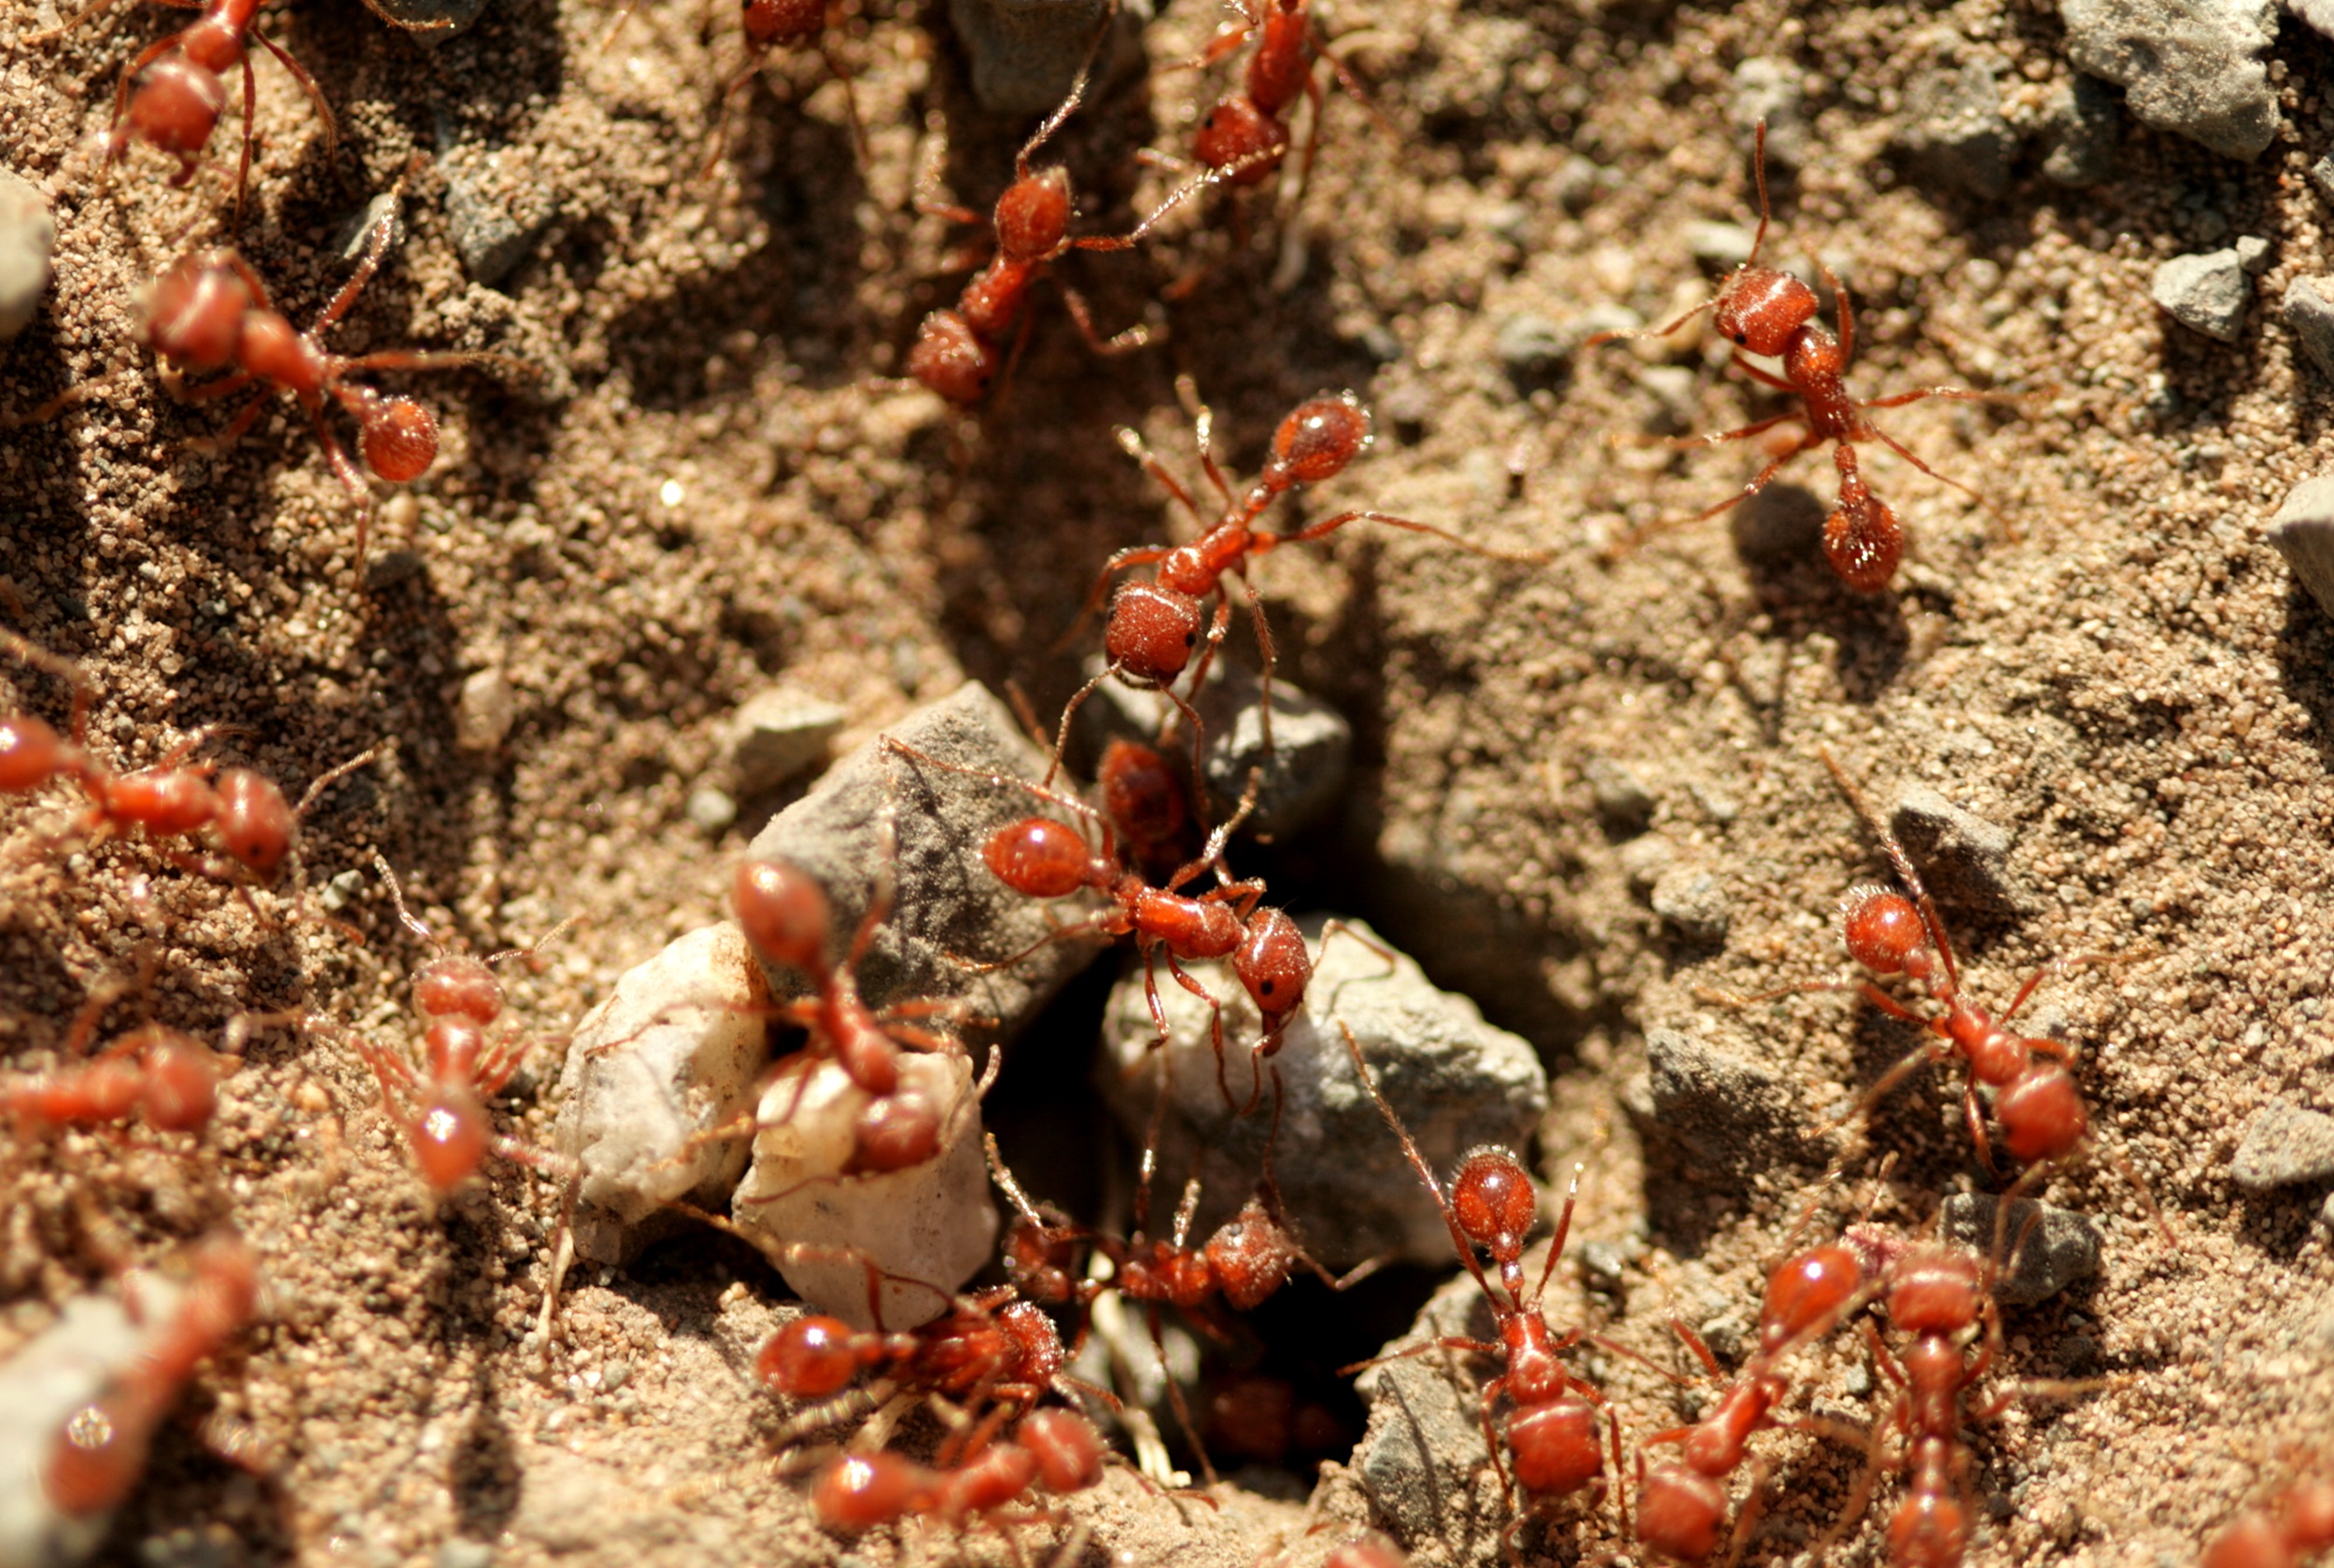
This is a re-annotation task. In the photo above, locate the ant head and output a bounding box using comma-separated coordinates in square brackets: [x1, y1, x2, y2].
[135, 1029, 220, 1132]
[361, 396, 439, 484]
[996, 1299, 1063, 1379]
[845, 1090, 941, 1173]
[212, 768, 293, 879]
[413, 1085, 490, 1192]
[1885, 1249, 1982, 1336]
[757, 1315, 860, 1396]
[734, 858, 834, 977]
[1004, 1216, 1079, 1301]
[0, 714, 77, 791]
[145, 252, 254, 373]
[1231, 908, 1311, 1026]
[1267, 392, 1371, 488]
[812, 1451, 922, 1532]
[741, 0, 823, 46]
[994, 167, 1073, 265]
[1636, 1464, 1728, 1564]
[1103, 582, 1205, 685]
[907, 310, 998, 407]
[1997, 1065, 2087, 1164]
[1449, 1146, 1535, 1268]
[1838, 884, 1926, 976]
[127, 58, 230, 160]
[1759, 1241, 1864, 1355]
[1711, 266, 1819, 358]
[1097, 738, 1186, 849]
[414, 956, 502, 1025]
[983, 817, 1093, 899]
[1506, 1401, 1605, 1497]
[1020, 1408, 1104, 1494]
[1193, 94, 1290, 187]
[1203, 1198, 1296, 1310]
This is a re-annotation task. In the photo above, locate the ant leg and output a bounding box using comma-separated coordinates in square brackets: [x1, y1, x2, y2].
[1055, 284, 1151, 356]
[1582, 290, 1722, 350]
[1526, 1164, 1582, 1306]
[292, 741, 388, 819]
[814, 38, 869, 165]
[313, 183, 410, 335]
[1859, 419, 1988, 509]
[1161, 953, 1231, 1110]
[1114, 426, 1211, 525]
[1716, 1453, 1775, 1568]
[1232, 565, 1279, 754]
[1818, 747, 1962, 995]
[1822, 259, 1855, 366]
[1133, 1015, 1171, 1237]
[843, 807, 898, 973]
[1335, 1334, 1501, 1378]
[1656, 410, 1800, 452]
[1962, 1076, 2000, 1176]
[1052, 546, 1174, 658]
[1999, 951, 2124, 1025]
[229, 53, 256, 229]
[1010, 0, 1113, 175]
[1269, 508, 1552, 565]
[1146, 1304, 1220, 1489]
[336, 349, 535, 380]
[1731, 353, 1796, 394]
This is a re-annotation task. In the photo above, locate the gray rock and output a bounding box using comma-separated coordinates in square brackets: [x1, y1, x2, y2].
[686, 787, 738, 833]
[1077, 655, 1351, 839]
[746, 680, 1108, 1045]
[2237, 235, 2272, 273]
[1649, 865, 1730, 945]
[1731, 57, 1810, 169]
[948, 0, 1130, 117]
[1583, 755, 1654, 836]
[0, 169, 54, 342]
[1637, 1027, 1812, 1175]
[443, 157, 554, 287]
[1891, 784, 2020, 912]
[2282, 277, 2334, 381]
[2151, 248, 2251, 342]
[2230, 1099, 2334, 1189]
[357, 0, 488, 37]
[726, 685, 847, 795]
[1495, 312, 1568, 385]
[1686, 221, 1759, 271]
[1938, 1193, 2102, 1305]
[2041, 74, 2122, 186]
[2289, 0, 2334, 37]
[453, 666, 515, 753]
[554, 924, 772, 1265]
[0, 1288, 171, 1567]
[2263, 474, 2334, 619]
[1097, 914, 1549, 1271]
[1896, 58, 2018, 198]
[2312, 153, 2334, 205]
[2059, 0, 2278, 161]
[1618, 833, 1675, 895]
[1352, 1270, 1502, 1555]
[435, 1541, 493, 1568]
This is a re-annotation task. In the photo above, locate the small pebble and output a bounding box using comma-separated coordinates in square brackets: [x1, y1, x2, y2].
[434, 1542, 494, 1568]
[454, 667, 516, 753]
[1686, 221, 1759, 271]
[2262, 473, 2334, 619]
[1649, 865, 1730, 945]
[1731, 57, 1809, 168]
[686, 787, 738, 833]
[1618, 833, 1675, 894]
[2281, 277, 2334, 382]
[0, 169, 55, 342]
[2236, 234, 2272, 273]
[1637, 1027, 1810, 1174]
[1938, 1193, 2101, 1305]
[2041, 74, 2122, 187]
[1583, 755, 1655, 836]
[1495, 312, 1568, 386]
[725, 685, 846, 795]
[1895, 56, 2017, 198]
[2229, 1099, 2334, 1190]
[2150, 247, 2251, 342]
[2059, 0, 2278, 161]
[1637, 365, 1701, 436]
[2311, 153, 2334, 205]
[1890, 784, 2020, 911]
[444, 158, 552, 287]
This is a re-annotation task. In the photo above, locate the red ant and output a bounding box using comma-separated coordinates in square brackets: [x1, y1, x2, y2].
[885, 735, 1309, 1113]
[1061, 382, 1543, 758]
[2205, 1470, 2334, 1568]
[759, 1289, 1072, 1416]
[1, 629, 382, 891]
[45, 1233, 260, 1518]
[810, 1405, 1106, 1536]
[1335, 1020, 1621, 1553]
[1182, 0, 1371, 205]
[25, 0, 336, 226]
[348, 857, 574, 1194]
[141, 189, 530, 567]
[703, 0, 865, 171]
[732, 852, 973, 1174]
[905, 36, 1232, 407]
[1097, 735, 1194, 880]
[1584, 122, 1995, 592]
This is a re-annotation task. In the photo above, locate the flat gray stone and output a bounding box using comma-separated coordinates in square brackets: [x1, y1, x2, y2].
[726, 685, 847, 795]
[0, 169, 54, 342]
[1891, 784, 2021, 912]
[948, 0, 1128, 117]
[443, 156, 555, 287]
[1938, 1193, 2102, 1305]
[1352, 1270, 1504, 1558]
[2060, 0, 2278, 161]
[2230, 1099, 2334, 1190]
[2283, 276, 2334, 381]
[1636, 1027, 1813, 1176]
[1097, 914, 1548, 1271]
[2041, 74, 2122, 187]
[2263, 474, 2334, 619]
[1649, 865, 1730, 945]
[746, 679, 1108, 1046]
[2151, 248, 2251, 342]
[1896, 57, 2018, 198]
[2288, 0, 2334, 38]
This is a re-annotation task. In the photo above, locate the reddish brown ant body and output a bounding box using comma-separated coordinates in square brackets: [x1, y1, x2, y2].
[350, 858, 571, 1194]
[26, 0, 335, 224]
[1064, 384, 1540, 754]
[2205, 1472, 2334, 1568]
[732, 853, 971, 1174]
[141, 195, 527, 566]
[1585, 124, 1993, 592]
[1184, 0, 1370, 203]
[699, 0, 865, 172]
[44, 1234, 260, 1518]
[809, 1405, 1105, 1535]
[1097, 735, 1194, 879]
[758, 1287, 1071, 1413]
[1337, 1021, 1618, 1551]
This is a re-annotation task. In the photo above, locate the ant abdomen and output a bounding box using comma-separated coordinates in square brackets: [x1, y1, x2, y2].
[2, 715, 79, 790]
[1270, 393, 1370, 486]
[1019, 1408, 1104, 1492]
[1507, 1399, 1604, 1494]
[742, 0, 823, 46]
[906, 312, 996, 406]
[1639, 1464, 1729, 1562]
[982, 818, 1093, 899]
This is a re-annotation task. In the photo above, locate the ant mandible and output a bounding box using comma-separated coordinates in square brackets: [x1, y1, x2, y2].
[141, 189, 530, 568]
[348, 857, 574, 1194]
[1585, 122, 1997, 592]
[1061, 382, 1544, 757]
[1336, 1020, 1620, 1555]
[45, 1234, 260, 1519]
[25, 0, 336, 227]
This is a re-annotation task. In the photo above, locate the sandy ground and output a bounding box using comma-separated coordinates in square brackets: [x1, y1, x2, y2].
[3, 0, 2333, 1563]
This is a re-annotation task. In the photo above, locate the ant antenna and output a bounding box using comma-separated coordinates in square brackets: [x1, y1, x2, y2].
[373, 854, 441, 948]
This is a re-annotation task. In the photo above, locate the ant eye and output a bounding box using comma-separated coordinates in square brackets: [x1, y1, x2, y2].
[1734, 331, 1748, 345]
[1258, 979, 1276, 995]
